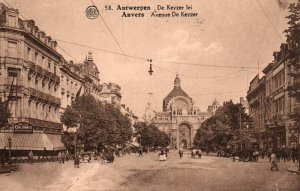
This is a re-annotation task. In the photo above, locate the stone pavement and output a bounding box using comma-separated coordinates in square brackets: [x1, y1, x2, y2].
[1, 151, 299, 191]
[0, 151, 163, 191]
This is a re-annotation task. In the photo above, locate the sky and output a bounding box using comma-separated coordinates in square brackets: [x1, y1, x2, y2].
[2, 0, 296, 117]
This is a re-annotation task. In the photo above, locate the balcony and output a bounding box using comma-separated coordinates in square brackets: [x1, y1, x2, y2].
[27, 62, 60, 83]
[28, 61, 36, 71]
[28, 87, 61, 105]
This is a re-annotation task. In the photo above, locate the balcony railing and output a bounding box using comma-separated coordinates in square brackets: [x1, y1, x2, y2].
[28, 87, 61, 105]
[27, 61, 60, 83]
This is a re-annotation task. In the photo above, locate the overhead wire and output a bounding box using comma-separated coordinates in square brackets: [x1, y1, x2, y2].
[255, 0, 283, 41]
[3, 0, 261, 82]
[56, 39, 261, 71]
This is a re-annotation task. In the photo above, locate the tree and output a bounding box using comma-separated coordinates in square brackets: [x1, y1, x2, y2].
[133, 122, 170, 148]
[0, 101, 11, 128]
[193, 100, 254, 149]
[61, 93, 133, 152]
[285, 2, 300, 126]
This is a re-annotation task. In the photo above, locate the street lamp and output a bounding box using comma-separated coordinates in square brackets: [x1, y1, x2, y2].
[8, 137, 12, 165]
[298, 126, 300, 171]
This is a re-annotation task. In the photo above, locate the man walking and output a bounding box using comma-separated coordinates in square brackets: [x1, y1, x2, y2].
[28, 151, 33, 165]
[291, 146, 297, 163]
[138, 147, 143, 157]
[179, 147, 183, 158]
[270, 151, 278, 171]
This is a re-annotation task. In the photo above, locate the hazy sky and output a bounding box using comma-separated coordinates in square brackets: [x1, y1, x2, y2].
[3, 0, 296, 117]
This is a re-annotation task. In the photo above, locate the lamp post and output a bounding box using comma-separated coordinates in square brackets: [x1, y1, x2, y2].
[298, 126, 300, 171]
[8, 137, 12, 165]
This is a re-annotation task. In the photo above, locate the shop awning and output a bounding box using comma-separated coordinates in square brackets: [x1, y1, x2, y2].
[0, 132, 65, 151]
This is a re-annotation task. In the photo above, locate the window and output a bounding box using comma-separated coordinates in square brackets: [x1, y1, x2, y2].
[7, 15, 16, 27]
[8, 41, 17, 58]
[27, 47, 31, 61]
[54, 65, 56, 74]
[48, 61, 51, 70]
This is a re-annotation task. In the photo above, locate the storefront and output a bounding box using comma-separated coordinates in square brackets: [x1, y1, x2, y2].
[0, 122, 65, 163]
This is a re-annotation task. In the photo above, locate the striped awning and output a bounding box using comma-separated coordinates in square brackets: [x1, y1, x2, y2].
[0, 132, 65, 151]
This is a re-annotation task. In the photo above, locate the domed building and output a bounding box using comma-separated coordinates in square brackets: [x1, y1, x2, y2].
[152, 75, 210, 149]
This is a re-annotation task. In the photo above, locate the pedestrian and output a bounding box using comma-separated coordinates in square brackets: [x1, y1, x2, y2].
[74, 153, 80, 168]
[28, 150, 33, 165]
[106, 146, 114, 163]
[267, 148, 272, 162]
[61, 151, 65, 163]
[281, 146, 287, 162]
[191, 148, 196, 158]
[198, 148, 202, 159]
[58, 151, 62, 163]
[291, 146, 297, 163]
[179, 147, 183, 158]
[138, 147, 143, 157]
[253, 149, 259, 162]
[275, 148, 281, 162]
[270, 151, 278, 171]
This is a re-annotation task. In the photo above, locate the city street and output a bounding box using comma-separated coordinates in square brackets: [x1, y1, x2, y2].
[0, 151, 299, 191]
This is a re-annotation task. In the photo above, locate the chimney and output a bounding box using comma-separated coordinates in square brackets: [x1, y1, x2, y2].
[70, 60, 73, 65]
[87, 51, 93, 61]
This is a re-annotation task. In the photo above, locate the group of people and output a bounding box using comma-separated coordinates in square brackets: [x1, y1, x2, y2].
[266, 146, 299, 163]
[57, 151, 68, 164]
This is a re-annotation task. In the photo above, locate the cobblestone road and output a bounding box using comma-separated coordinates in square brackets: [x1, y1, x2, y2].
[0, 151, 299, 191]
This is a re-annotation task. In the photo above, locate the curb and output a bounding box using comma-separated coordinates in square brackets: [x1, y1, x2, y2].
[287, 168, 300, 175]
[0, 166, 20, 174]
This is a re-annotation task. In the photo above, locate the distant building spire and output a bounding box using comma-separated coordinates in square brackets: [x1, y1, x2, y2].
[174, 74, 180, 87]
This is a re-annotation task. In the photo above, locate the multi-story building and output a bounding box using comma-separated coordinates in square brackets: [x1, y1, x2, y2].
[247, 75, 266, 149]
[152, 75, 210, 149]
[262, 43, 299, 149]
[59, 59, 84, 130]
[207, 98, 220, 116]
[99, 82, 121, 106]
[0, 3, 139, 159]
[0, 3, 65, 155]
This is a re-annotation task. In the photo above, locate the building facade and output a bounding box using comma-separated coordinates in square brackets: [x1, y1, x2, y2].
[0, 4, 127, 158]
[152, 75, 210, 149]
[247, 75, 266, 149]
[260, 43, 299, 149]
[0, 4, 64, 155]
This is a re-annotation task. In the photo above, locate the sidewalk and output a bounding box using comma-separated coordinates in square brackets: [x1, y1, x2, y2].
[0, 164, 20, 174]
[287, 163, 300, 175]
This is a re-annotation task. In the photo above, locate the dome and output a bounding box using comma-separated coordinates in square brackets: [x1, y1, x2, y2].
[163, 75, 192, 111]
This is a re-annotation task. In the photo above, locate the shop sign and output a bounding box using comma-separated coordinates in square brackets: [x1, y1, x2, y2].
[14, 122, 33, 134]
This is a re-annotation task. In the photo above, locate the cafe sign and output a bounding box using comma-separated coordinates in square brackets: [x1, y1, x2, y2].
[14, 122, 33, 134]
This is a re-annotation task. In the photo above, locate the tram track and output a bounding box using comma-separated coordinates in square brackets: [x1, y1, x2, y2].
[114, 154, 177, 191]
